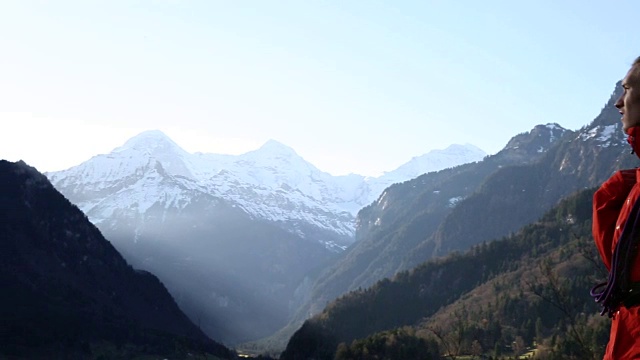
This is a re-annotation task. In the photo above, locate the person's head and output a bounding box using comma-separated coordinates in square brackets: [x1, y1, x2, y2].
[615, 56, 640, 132]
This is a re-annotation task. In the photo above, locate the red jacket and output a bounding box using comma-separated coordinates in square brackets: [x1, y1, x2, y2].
[593, 126, 640, 359]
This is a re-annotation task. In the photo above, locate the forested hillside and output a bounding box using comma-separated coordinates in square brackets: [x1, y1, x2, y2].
[282, 188, 612, 359]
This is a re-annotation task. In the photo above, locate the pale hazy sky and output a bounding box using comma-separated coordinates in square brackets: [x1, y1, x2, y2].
[1, 1, 638, 176]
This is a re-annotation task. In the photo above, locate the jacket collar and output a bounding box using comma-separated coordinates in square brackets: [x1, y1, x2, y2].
[627, 126, 640, 159]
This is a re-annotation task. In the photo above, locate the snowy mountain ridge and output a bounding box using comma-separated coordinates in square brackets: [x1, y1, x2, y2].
[47, 130, 486, 250]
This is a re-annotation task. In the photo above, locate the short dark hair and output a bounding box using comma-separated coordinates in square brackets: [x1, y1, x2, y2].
[630, 56, 640, 82]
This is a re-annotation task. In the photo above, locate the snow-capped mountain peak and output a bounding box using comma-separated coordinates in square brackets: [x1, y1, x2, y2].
[118, 130, 185, 154]
[367, 143, 487, 193]
[112, 130, 193, 178]
[256, 139, 298, 156]
[238, 139, 310, 170]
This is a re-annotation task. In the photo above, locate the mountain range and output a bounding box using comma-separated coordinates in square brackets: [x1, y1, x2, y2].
[48, 132, 486, 251]
[46, 134, 485, 344]
[279, 81, 632, 359]
[250, 122, 577, 352]
[3, 73, 631, 359]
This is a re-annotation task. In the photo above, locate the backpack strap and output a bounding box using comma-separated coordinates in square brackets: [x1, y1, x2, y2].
[591, 195, 640, 317]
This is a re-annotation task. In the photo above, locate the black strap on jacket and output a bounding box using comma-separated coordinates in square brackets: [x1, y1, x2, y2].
[591, 196, 640, 317]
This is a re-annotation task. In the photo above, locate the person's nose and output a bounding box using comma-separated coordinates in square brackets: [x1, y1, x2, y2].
[615, 94, 624, 110]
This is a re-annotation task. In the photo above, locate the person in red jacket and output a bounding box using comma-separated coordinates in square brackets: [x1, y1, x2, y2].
[592, 56, 640, 359]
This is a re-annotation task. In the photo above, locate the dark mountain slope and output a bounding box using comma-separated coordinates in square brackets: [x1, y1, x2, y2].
[0, 160, 234, 359]
[412, 82, 632, 263]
